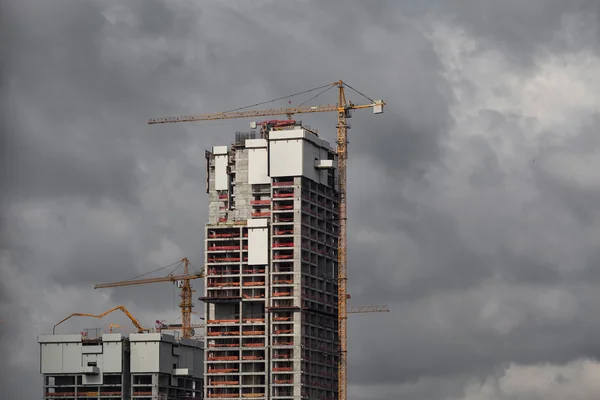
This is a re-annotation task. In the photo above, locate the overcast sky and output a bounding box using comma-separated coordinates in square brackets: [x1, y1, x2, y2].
[3, 0, 600, 399]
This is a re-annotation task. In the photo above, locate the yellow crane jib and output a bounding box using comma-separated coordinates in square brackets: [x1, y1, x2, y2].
[53, 306, 147, 334]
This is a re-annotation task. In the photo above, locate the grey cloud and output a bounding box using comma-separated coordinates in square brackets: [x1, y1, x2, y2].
[436, 0, 600, 64]
[4, 1, 600, 399]
[52, 232, 137, 286]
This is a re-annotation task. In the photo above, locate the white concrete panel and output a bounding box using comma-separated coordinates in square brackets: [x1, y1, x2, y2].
[315, 159, 334, 169]
[102, 333, 122, 342]
[62, 343, 83, 373]
[248, 147, 269, 184]
[214, 154, 228, 191]
[248, 218, 268, 228]
[40, 343, 63, 373]
[174, 368, 190, 376]
[39, 334, 81, 343]
[269, 128, 321, 146]
[103, 341, 123, 373]
[245, 138, 267, 149]
[82, 345, 102, 354]
[130, 332, 174, 342]
[130, 341, 160, 373]
[248, 221, 268, 265]
[213, 145, 228, 155]
[269, 139, 303, 177]
[268, 128, 335, 184]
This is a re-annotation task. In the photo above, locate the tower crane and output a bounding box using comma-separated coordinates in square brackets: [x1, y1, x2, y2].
[149, 80, 385, 400]
[348, 305, 390, 314]
[94, 257, 204, 339]
[53, 306, 147, 334]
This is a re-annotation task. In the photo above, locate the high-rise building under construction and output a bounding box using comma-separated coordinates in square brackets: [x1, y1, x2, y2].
[202, 121, 339, 400]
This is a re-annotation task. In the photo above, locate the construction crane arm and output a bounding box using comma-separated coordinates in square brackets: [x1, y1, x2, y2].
[148, 102, 382, 125]
[347, 305, 390, 314]
[94, 272, 204, 289]
[53, 306, 147, 334]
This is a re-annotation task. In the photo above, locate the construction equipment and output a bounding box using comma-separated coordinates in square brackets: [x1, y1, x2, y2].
[348, 305, 390, 314]
[94, 257, 204, 339]
[155, 320, 204, 336]
[53, 306, 147, 334]
[108, 323, 120, 333]
[148, 80, 385, 400]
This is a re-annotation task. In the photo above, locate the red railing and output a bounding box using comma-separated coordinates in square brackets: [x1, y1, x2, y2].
[250, 200, 271, 205]
[208, 245, 241, 251]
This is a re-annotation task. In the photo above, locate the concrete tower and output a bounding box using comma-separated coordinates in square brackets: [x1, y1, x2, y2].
[202, 122, 340, 400]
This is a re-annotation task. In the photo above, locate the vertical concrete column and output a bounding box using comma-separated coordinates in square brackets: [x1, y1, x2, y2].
[152, 373, 159, 399]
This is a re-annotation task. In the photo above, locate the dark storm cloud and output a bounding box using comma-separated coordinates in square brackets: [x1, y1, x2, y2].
[532, 115, 600, 224]
[1, 0, 139, 204]
[52, 232, 137, 285]
[437, 0, 600, 64]
[4, 1, 600, 399]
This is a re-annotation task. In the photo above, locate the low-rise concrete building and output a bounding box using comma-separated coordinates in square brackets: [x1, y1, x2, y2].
[39, 332, 204, 400]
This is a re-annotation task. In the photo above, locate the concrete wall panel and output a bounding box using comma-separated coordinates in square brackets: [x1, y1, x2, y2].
[269, 139, 303, 177]
[130, 342, 160, 373]
[214, 154, 228, 191]
[248, 147, 269, 184]
[248, 219, 268, 265]
[103, 341, 123, 373]
[62, 343, 83, 373]
[40, 344, 63, 373]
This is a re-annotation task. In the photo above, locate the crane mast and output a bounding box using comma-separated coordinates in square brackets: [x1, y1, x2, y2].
[336, 81, 349, 400]
[180, 257, 194, 340]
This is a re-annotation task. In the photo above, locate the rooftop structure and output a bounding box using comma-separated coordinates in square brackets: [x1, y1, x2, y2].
[38, 332, 204, 400]
[202, 122, 339, 400]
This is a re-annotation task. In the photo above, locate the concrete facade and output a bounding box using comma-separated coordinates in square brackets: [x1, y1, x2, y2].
[203, 123, 339, 400]
[39, 332, 204, 400]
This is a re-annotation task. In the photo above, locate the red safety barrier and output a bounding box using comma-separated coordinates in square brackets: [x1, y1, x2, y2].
[273, 205, 294, 210]
[209, 233, 239, 238]
[208, 245, 241, 251]
[207, 257, 241, 263]
[250, 200, 271, 205]
[273, 242, 294, 248]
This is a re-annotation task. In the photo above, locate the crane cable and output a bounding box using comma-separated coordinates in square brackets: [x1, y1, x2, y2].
[343, 82, 375, 103]
[120, 260, 183, 282]
[296, 85, 335, 107]
[222, 83, 333, 113]
[222, 81, 374, 116]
